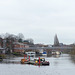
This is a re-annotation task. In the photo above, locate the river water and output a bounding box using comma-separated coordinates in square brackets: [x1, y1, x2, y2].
[0, 54, 75, 75]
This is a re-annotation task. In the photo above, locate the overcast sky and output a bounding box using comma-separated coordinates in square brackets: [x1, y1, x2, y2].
[0, 0, 75, 44]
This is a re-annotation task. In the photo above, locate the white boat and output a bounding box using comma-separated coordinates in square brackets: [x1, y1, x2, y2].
[42, 51, 47, 56]
[25, 52, 35, 57]
[52, 51, 61, 55]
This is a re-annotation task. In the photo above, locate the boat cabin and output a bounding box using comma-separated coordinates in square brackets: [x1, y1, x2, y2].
[25, 52, 35, 57]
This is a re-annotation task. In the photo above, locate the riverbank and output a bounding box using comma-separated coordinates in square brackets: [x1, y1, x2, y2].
[0, 53, 24, 60]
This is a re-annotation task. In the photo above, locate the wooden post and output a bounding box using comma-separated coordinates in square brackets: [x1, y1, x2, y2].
[29, 56, 30, 61]
[24, 54, 25, 59]
[39, 57, 40, 65]
[26, 55, 27, 59]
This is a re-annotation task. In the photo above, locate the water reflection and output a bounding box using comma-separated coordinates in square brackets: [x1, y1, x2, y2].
[52, 55, 60, 58]
[0, 57, 22, 64]
[0, 54, 75, 66]
[0, 55, 60, 64]
[0, 60, 20, 64]
[70, 55, 75, 64]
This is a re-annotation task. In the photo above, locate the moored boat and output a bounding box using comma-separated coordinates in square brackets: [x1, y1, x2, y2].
[52, 51, 61, 55]
[21, 57, 49, 66]
[34, 58, 49, 66]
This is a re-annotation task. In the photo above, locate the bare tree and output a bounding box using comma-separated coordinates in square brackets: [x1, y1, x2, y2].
[17, 33, 25, 42]
[27, 38, 34, 44]
[17, 33, 24, 39]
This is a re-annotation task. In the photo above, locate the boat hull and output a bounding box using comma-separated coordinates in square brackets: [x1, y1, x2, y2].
[21, 60, 49, 66]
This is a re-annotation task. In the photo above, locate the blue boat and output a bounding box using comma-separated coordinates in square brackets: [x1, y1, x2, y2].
[42, 51, 47, 56]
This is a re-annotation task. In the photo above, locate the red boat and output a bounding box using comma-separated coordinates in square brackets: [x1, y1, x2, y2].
[21, 57, 50, 66]
[34, 58, 50, 66]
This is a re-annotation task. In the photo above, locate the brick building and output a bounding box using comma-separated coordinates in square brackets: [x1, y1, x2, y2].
[13, 42, 29, 53]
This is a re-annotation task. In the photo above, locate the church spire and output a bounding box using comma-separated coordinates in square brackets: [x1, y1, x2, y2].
[54, 34, 59, 46]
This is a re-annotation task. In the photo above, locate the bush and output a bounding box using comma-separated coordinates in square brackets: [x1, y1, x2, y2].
[70, 47, 75, 55]
[0, 54, 6, 58]
[12, 52, 23, 56]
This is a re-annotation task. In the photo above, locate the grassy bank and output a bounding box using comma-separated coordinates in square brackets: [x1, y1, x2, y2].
[70, 46, 75, 55]
[0, 54, 6, 59]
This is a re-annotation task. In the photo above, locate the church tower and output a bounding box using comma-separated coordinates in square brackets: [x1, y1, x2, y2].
[54, 34, 59, 46]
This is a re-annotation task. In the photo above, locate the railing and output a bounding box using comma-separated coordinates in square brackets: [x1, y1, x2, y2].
[14, 46, 72, 50]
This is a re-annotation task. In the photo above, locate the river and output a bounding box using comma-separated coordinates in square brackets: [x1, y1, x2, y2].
[0, 54, 75, 75]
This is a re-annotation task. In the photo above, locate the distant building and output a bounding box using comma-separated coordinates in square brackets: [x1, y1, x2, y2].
[23, 40, 29, 44]
[59, 43, 63, 46]
[13, 42, 29, 53]
[3, 39, 6, 48]
[13, 42, 24, 53]
[0, 48, 5, 54]
[54, 34, 59, 46]
[35, 44, 48, 47]
[0, 38, 3, 47]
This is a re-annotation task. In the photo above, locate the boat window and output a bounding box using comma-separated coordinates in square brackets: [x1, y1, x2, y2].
[41, 59, 45, 61]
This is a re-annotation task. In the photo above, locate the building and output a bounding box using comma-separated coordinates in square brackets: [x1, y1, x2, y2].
[0, 38, 3, 48]
[0, 38, 6, 54]
[0, 48, 5, 54]
[13, 42, 29, 53]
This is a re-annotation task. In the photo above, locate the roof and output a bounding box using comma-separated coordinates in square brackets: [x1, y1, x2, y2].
[43, 51, 47, 54]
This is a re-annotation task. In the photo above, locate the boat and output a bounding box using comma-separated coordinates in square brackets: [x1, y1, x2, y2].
[42, 51, 47, 56]
[21, 57, 49, 66]
[52, 51, 61, 55]
[34, 58, 49, 66]
[25, 52, 35, 57]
